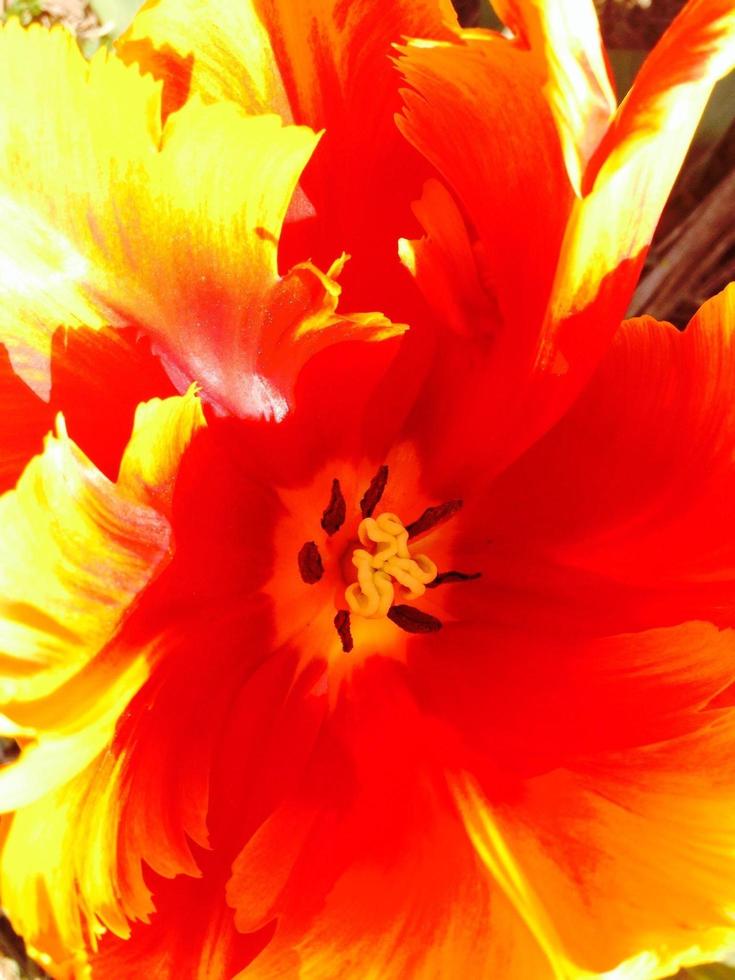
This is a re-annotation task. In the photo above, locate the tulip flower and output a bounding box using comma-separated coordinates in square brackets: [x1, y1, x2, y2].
[0, 1, 734, 978]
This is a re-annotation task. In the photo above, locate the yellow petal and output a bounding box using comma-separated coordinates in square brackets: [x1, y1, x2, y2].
[117, 386, 205, 512]
[2, 752, 128, 970]
[0, 21, 161, 398]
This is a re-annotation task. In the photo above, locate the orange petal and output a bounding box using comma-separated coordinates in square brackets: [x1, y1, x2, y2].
[483, 284, 735, 615]
[405, 618, 735, 784]
[454, 709, 735, 977]
[92, 849, 274, 980]
[396, 30, 578, 480]
[398, 31, 571, 333]
[226, 659, 497, 977]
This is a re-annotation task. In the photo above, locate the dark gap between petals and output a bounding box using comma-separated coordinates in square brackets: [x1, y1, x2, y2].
[387, 605, 443, 634]
[360, 465, 389, 518]
[297, 541, 324, 584]
[321, 478, 347, 536]
[0, 738, 19, 767]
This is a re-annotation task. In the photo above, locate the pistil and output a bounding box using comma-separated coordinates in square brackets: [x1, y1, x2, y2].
[345, 512, 437, 619]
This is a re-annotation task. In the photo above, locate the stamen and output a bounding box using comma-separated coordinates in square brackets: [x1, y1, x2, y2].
[321, 478, 346, 536]
[360, 465, 389, 518]
[427, 570, 481, 589]
[387, 605, 442, 634]
[334, 609, 354, 653]
[406, 499, 463, 539]
[298, 541, 324, 584]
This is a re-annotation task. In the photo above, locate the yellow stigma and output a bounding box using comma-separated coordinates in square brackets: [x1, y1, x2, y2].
[345, 512, 437, 619]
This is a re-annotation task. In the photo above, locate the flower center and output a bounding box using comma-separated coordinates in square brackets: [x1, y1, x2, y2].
[345, 512, 437, 619]
[289, 463, 480, 655]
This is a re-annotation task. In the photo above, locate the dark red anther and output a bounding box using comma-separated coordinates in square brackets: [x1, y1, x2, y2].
[427, 570, 481, 589]
[387, 605, 442, 634]
[406, 499, 463, 539]
[359, 465, 389, 518]
[334, 609, 354, 652]
[321, 478, 346, 536]
[298, 541, 324, 584]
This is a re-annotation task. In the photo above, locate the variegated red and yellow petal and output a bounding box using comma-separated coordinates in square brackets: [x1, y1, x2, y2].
[120, 0, 459, 317]
[398, 3, 735, 482]
[0, 390, 204, 786]
[119, 0, 458, 138]
[547, 0, 735, 369]
[0, 393, 205, 968]
[551, 0, 735, 321]
[1, 24, 395, 419]
[118, 0, 291, 119]
[1, 753, 126, 972]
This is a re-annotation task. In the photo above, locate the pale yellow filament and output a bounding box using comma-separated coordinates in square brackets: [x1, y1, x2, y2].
[345, 512, 437, 619]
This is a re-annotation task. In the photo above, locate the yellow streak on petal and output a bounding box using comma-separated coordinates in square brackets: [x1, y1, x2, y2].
[453, 775, 585, 980]
[492, 0, 616, 194]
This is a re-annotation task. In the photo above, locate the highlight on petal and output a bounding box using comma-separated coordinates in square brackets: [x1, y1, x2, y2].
[0, 392, 204, 962]
[0, 21, 398, 420]
[491, 0, 616, 193]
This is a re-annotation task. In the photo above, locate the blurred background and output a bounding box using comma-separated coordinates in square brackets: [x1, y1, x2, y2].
[0, 0, 733, 977]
